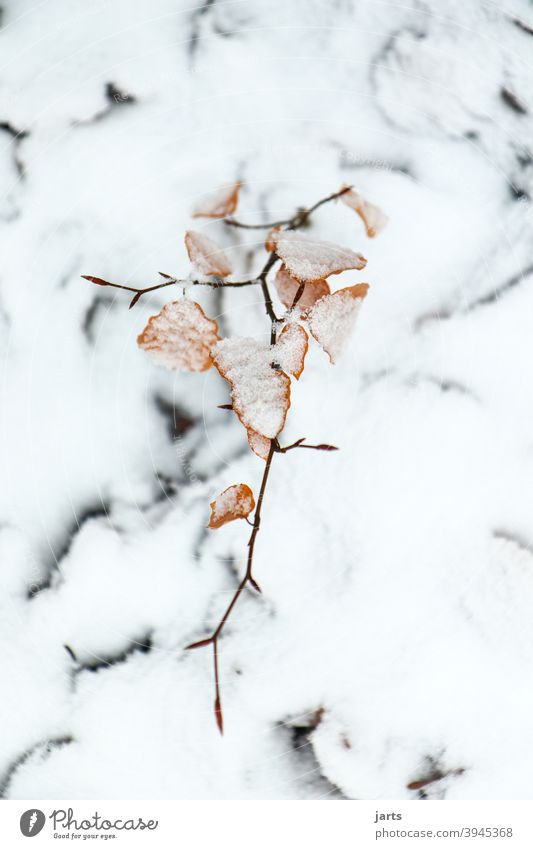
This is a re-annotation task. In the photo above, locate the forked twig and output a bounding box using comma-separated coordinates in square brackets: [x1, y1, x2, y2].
[83, 186, 351, 733]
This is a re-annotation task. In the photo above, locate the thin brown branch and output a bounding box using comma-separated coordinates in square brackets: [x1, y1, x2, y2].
[223, 217, 293, 230]
[186, 439, 276, 734]
[275, 438, 339, 453]
[81, 273, 262, 309]
[82, 186, 352, 315]
[256, 252, 281, 342]
[287, 185, 352, 230]
[290, 282, 306, 310]
[223, 185, 353, 232]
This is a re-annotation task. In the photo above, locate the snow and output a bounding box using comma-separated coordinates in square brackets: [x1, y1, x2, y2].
[137, 298, 220, 372]
[0, 0, 533, 802]
[270, 231, 367, 283]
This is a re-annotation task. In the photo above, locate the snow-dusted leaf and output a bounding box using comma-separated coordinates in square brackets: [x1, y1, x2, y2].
[137, 299, 220, 372]
[341, 185, 388, 238]
[247, 429, 272, 460]
[275, 323, 308, 380]
[274, 265, 330, 310]
[185, 231, 232, 277]
[306, 283, 369, 364]
[192, 182, 241, 219]
[213, 337, 291, 439]
[270, 231, 367, 282]
[208, 483, 255, 529]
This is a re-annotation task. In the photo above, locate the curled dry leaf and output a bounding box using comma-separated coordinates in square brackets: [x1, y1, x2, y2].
[269, 230, 366, 282]
[306, 283, 369, 364]
[185, 231, 232, 277]
[137, 299, 220, 372]
[341, 185, 388, 238]
[208, 483, 255, 529]
[213, 337, 291, 439]
[265, 226, 281, 253]
[274, 265, 330, 310]
[275, 323, 308, 380]
[192, 182, 241, 219]
[247, 429, 271, 460]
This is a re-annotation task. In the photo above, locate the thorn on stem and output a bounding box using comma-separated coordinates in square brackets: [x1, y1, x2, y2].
[81, 275, 109, 286]
[248, 575, 262, 593]
[185, 637, 213, 650]
[215, 696, 224, 735]
[64, 644, 77, 662]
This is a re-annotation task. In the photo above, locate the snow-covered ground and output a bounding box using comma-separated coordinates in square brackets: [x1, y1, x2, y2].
[1, 0, 533, 799]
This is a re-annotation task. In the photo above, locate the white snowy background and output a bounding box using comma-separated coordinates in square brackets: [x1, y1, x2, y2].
[1, 0, 533, 800]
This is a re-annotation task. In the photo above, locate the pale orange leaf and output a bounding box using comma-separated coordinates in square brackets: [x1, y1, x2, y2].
[275, 323, 308, 380]
[185, 231, 232, 277]
[137, 299, 220, 372]
[306, 283, 369, 364]
[341, 185, 388, 238]
[270, 230, 366, 282]
[265, 226, 281, 253]
[247, 429, 272, 460]
[213, 337, 291, 439]
[274, 265, 330, 310]
[208, 483, 255, 529]
[192, 182, 241, 219]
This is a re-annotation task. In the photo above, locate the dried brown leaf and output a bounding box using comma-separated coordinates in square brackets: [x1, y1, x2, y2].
[265, 226, 281, 253]
[192, 182, 241, 219]
[208, 483, 255, 529]
[275, 322, 308, 380]
[269, 230, 367, 282]
[341, 185, 388, 238]
[247, 429, 272, 461]
[274, 265, 330, 310]
[185, 231, 232, 277]
[213, 337, 291, 439]
[306, 283, 369, 364]
[137, 299, 220, 372]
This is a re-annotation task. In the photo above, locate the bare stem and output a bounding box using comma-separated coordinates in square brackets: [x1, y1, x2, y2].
[275, 438, 339, 453]
[186, 439, 276, 734]
[223, 185, 352, 232]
